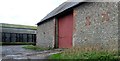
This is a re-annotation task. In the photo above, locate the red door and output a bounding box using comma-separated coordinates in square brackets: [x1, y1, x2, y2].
[58, 13, 73, 48]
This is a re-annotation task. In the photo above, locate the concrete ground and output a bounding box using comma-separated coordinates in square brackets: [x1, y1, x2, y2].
[1, 45, 62, 61]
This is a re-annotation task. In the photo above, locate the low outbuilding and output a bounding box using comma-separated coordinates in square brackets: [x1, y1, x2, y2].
[37, 0, 119, 51]
[0, 23, 36, 44]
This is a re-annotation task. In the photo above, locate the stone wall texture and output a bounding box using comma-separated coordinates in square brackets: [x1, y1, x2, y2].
[118, 2, 120, 51]
[36, 19, 55, 48]
[73, 2, 118, 51]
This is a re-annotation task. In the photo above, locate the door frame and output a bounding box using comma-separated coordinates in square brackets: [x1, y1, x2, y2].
[54, 11, 74, 48]
[54, 18, 59, 48]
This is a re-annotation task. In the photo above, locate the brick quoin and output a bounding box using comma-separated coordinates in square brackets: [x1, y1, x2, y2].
[101, 12, 109, 22]
[85, 16, 91, 27]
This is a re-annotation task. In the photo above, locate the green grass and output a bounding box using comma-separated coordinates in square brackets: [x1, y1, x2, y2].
[49, 51, 118, 60]
[0, 42, 2, 45]
[22, 45, 53, 51]
[0, 42, 35, 45]
[49, 48, 120, 60]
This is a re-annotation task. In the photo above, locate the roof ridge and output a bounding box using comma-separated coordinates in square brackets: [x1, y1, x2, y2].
[37, 2, 81, 25]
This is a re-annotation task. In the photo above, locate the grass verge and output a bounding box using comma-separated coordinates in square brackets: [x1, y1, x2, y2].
[49, 48, 120, 60]
[22, 45, 53, 51]
[0, 42, 35, 45]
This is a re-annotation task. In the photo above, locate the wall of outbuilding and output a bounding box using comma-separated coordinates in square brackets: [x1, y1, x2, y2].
[0, 24, 2, 42]
[73, 2, 118, 51]
[118, 2, 120, 51]
[36, 19, 55, 48]
[0, 33, 1, 42]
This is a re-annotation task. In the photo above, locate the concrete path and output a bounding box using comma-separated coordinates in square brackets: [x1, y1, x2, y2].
[1, 45, 62, 61]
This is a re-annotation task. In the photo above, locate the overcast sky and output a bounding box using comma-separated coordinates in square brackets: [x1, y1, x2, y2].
[0, 0, 67, 26]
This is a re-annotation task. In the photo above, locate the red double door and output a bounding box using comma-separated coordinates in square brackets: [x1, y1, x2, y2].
[58, 13, 73, 48]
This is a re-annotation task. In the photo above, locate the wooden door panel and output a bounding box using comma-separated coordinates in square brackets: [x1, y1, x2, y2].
[58, 13, 73, 48]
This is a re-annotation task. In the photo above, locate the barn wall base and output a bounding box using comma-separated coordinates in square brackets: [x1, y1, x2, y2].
[36, 19, 55, 48]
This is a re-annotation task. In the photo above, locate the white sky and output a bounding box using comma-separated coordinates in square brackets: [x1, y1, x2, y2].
[0, 0, 67, 26]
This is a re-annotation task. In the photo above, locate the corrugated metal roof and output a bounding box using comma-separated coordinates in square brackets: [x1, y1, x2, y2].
[37, 2, 82, 25]
[1, 27, 36, 34]
[0, 23, 36, 34]
[0, 23, 37, 30]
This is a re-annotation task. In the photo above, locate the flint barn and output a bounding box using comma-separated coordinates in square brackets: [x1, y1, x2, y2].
[37, 1, 119, 51]
[0, 23, 36, 44]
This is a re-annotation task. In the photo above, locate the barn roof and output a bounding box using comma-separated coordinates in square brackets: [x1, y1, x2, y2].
[0, 23, 37, 30]
[0, 23, 36, 34]
[1, 27, 36, 34]
[37, 1, 83, 25]
[37, 0, 120, 25]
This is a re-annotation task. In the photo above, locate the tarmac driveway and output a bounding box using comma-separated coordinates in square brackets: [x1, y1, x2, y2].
[1, 45, 62, 61]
